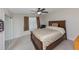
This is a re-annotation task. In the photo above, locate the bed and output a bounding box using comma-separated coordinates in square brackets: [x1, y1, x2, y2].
[31, 20, 67, 50]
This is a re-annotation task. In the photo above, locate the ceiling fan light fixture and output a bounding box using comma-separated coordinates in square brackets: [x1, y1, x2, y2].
[37, 11, 41, 14]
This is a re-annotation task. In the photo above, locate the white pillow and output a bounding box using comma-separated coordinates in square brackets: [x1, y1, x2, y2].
[52, 23, 58, 27]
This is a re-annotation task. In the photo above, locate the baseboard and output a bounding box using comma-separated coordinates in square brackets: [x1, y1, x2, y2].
[68, 34, 79, 42]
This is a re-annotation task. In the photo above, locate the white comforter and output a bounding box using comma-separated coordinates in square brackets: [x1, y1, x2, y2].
[33, 26, 65, 50]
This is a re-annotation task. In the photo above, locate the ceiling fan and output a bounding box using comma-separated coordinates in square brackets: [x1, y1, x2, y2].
[31, 8, 48, 15]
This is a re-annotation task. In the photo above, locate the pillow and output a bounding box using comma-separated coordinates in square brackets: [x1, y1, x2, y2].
[46, 26, 65, 34]
[52, 23, 58, 27]
[74, 36, 79, 50]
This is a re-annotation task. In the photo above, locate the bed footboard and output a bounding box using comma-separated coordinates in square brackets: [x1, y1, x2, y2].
[31, 32, 66, 50]
[31, 32, 43, 50]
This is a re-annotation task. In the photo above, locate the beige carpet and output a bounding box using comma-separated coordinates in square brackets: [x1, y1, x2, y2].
[5, 35, 74, 50]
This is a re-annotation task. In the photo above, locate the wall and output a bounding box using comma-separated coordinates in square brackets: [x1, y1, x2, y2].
[4, 8, 12, 17]
[40, 15, 47, 25]
[0, 8, 5, 49]
[8, 15, 41, 40]
[9, 15, 30, 40]
[40, 8, 79, 41]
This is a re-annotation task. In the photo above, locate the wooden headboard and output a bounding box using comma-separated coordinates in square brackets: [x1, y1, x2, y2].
[49, 20, 66, 30]
[49, 20, 67, 39]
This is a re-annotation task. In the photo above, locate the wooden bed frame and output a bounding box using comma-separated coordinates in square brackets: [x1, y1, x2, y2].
[31, 20, 67, 50]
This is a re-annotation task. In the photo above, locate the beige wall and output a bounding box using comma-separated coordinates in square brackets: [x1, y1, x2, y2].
[40, 15, 47, 25]
[40, 8, 79, 41]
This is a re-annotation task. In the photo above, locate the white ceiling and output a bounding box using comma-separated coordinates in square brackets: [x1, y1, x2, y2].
[7, 8, 58, 15]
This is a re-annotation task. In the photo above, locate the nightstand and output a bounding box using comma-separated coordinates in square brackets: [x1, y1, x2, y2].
[40, 25, 46, 29]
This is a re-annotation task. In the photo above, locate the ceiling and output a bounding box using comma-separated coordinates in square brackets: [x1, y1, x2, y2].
[6, 8, 58, 16]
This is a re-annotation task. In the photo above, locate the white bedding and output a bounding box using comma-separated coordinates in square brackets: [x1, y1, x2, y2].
[33, 26, 65, 50]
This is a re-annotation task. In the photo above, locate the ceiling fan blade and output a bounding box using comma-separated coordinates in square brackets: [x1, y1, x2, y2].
[41, 8, 45, 11]
[37, 8, 41, 12]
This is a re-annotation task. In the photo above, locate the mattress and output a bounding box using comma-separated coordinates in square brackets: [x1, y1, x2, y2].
[33, 27, 65, 49]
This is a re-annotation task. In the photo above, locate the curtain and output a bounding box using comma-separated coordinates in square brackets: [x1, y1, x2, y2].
[24, 16, 29, 31]
[29, 17, 37, 31]
[36, 17, 40, 28]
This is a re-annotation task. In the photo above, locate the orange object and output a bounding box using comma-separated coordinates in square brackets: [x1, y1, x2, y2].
[74, 36, 79, 50]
